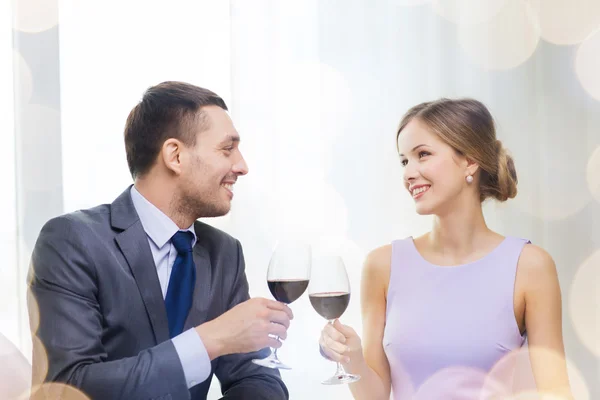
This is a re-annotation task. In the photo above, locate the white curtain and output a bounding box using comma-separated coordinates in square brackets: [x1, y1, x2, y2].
[3, 0, 599, 399]
[0, 0, 19, 353]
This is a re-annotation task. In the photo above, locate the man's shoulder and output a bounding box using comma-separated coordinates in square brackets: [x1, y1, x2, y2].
[193, 220, 240, 249]
[32, 204, 114, 279]
[40, 203, 112, 240]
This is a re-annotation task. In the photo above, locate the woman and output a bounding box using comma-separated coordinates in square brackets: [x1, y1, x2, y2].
[319, 98, 572, 399]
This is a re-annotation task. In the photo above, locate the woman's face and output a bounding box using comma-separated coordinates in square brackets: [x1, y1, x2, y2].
[397, 118, 475, 216]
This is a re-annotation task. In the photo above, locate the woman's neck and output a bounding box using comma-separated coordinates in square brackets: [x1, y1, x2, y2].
[427, 198, 496, 260]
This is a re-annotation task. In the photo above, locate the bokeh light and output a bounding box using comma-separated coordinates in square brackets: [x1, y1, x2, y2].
[12, 0, 59, 33]
[27, 287, 40, 335]
[509, 392, 570, 400]
[576, 28, 600, 101]
[415, 366, 509, 399]
[31, 335, 48, 389]
[537, 0, 600, 45]
[512, 137, 591, 221]
[29, 383, 90, 400]
[431, 0, 509, 25]
[483, 346, 589, 400]
[569, 249, 600, 357]
[586, 146, 600, 203]
[0, 333, 31, 400]
[458, 0, 540, 70]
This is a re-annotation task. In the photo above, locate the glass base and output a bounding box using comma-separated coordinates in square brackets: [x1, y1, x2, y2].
[321, 372, 360, 385]
[252, 356, 292, 370]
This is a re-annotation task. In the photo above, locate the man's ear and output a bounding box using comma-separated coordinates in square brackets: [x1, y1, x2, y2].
[161, 138, 183, 175]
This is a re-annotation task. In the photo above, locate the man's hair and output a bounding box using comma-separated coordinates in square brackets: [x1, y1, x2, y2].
[124, 81, 228, 178]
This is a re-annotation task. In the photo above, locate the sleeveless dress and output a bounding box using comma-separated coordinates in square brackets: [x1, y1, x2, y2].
[383, 236, 530, 399]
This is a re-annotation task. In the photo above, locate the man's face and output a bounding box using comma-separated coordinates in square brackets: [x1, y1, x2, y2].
[178, 105, 248, 219]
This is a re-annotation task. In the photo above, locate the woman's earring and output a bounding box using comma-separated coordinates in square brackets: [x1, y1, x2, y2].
[466, 175, 473, 184]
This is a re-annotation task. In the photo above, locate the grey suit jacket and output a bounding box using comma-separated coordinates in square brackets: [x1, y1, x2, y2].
[28, 187, 288, 400]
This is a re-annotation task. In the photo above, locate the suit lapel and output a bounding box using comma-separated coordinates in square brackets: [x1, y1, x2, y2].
[111, 187, 170, 344]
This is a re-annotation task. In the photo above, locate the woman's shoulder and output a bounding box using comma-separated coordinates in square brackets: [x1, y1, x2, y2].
[362, 244, 395, 288]
[516, 243, 559, 290]
[363, 235, 423, 274]
[366, 244, 392, 266]
[518, 243, 556, 272]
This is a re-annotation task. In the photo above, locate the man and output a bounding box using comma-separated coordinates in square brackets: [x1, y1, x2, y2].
[28, 81, 291, 399]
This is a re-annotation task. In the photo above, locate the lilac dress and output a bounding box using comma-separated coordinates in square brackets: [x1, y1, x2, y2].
[383, 236, 529, 399]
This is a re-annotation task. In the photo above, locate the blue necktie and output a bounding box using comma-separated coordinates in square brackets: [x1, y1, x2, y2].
[165, 231, 196, 338]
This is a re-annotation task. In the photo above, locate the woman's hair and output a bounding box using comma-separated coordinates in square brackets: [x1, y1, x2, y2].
[397, 98, 517, 202]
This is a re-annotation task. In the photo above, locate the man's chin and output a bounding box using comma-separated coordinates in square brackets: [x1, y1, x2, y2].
[202, 203, 231, 218]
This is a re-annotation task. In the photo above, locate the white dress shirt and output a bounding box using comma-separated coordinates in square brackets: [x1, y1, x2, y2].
[130, 186, 210, 388]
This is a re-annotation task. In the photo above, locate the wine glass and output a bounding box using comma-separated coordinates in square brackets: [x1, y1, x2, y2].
[309, 254, 360, 385]
[252, 240, 311, 369]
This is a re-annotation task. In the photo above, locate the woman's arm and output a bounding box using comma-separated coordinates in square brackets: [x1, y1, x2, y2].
[519, 244, 572, 398]
[320, 245, 392, 400]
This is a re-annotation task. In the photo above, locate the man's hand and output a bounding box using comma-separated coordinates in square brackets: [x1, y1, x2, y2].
[196, 298, 293, 360]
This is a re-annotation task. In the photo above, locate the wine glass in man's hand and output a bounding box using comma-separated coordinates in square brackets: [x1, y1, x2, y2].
[252, 241, 311, 369]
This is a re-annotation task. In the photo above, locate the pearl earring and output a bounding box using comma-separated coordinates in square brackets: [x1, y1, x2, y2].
[466, 175, 473, 184]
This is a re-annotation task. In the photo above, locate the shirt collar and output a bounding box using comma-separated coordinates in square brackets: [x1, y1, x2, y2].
[130, 186, 197, 249]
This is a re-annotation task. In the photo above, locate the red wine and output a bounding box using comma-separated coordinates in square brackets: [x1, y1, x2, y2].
[268, 279, 309, 304]
[309, 292, 350, 320]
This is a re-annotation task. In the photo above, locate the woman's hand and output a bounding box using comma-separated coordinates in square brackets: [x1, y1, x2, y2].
[319, 319, 363, 364]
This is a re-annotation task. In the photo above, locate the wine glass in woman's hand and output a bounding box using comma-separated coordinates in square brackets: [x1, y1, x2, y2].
[309, 254, 360, 384]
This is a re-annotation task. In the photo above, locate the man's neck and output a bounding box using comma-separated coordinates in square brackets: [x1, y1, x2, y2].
[134, 178, 194, 229]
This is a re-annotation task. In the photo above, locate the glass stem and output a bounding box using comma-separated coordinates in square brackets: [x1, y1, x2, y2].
[272, 301, 286, 360]
[335, 361, 345, 377]
[328, 319, 346, 376]
[273, 336, 280, 359]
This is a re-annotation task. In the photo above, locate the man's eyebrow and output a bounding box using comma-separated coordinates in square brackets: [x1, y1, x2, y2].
[219, 134, 240, 145]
